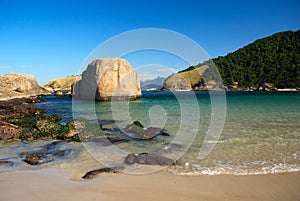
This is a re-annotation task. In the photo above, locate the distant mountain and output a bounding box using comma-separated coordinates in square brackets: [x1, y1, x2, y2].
[164, 30, 300, 90]
[141, 76, 166, 90]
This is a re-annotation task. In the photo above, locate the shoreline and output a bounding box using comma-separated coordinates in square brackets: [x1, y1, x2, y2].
[1, 88, 299, 101]
[0, 168, 299, 201]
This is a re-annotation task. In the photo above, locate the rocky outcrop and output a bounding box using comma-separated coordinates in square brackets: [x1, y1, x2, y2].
[44, 75, 80, 95]
[163, 66, 208, 91]
[0, 73, 49, 100]
[0, 97, 78, 142]
[72, 58, 141, 101]
[163, 64, 224, 91]
[0, 121, 24, 141]
[0, 97, 37, 141]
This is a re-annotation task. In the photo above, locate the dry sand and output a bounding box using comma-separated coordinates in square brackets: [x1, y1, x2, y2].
[0, 168, 299, 201]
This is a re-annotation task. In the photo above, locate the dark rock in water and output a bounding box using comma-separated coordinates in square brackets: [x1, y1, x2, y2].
[23, 153, 54, 165]
[124, 153, 137, 164]
[136, 153, 175, 166]
[20, 151, 28, 158]
[124, 122, 144, 136]
[124, 153, 175, 166]
[93, 136, 130, 146]
[125, 127, 170, 140]
[46, 140, 67, 150]
[82, 167, 124, 180]
[54, 149, 72, 158]
[156, 143, 186, 155]
[124, 121, 171, 140]
[140, 127, 170, 140]
[21, 140, 73, 165]
[107, 136, 130, 144]
[0, 160, 14, 166]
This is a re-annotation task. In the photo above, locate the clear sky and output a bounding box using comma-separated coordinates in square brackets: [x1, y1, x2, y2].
[0, 0, 299, 84]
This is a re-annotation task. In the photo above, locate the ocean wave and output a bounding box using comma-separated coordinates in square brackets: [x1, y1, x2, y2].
[168, 163, 300, 176]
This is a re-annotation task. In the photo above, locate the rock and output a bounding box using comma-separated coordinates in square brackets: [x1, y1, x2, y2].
[46, 140, 67, 150]
[22, 140, 74, 165]
[262, 83, 275, 91]
[44, 75, 80, 93]
[0, 73, 50, 100]
[124, 121, 144, 137]
[35, 119, 62, 139]
[124, 153, 175, 166]
[0, 121, 23, 141]
[0, 97, 38, 119]
[92, 136, 130, 146]
[32, 114, 76, 140]
[54, 149, 72, 158]
[0, 160, 14, 166]
[63, 129, 78, 138]
[54, 90, 63, 96]
[158, 143, 186, 154]
[139, 127, 170, 139]
[82, 167, 124, 180]
[72, 58, 141, 101]
[106, 136, 130, 144]
[124, 121, 170, 140]
[0, 98, 75, 141]
[23, 153, 54, 165]
[124, 153, 137, 164]
[0, 97, 38, 142]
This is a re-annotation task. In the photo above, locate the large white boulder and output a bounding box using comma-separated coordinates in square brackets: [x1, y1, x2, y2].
[73, 58, 141, 101]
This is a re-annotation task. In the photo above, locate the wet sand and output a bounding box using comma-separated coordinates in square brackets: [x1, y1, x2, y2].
[0, 168, 299, 201]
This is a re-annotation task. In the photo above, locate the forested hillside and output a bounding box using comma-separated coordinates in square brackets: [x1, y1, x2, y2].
[166, 30, 300, 90]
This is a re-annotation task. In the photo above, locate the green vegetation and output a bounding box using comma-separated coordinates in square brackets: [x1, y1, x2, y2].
[170, 30, 300, 89]
[133, 120, 144, 128]
[12, 114, 78, 141]
[45, 75, 80, 89]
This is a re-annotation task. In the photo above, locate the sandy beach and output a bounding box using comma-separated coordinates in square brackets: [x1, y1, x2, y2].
[0, 168, 299, 201]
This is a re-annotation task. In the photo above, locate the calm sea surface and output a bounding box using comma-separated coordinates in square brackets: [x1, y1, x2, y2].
[1, 91, 299, 175]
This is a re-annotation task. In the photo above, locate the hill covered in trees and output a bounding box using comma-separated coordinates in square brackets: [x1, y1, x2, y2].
[165, 30, 300, 90]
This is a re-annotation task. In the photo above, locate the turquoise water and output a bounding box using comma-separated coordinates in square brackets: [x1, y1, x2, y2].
[1, 91, 299, 175]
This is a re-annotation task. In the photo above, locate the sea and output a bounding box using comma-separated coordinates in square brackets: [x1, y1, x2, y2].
[0, 91, 299, 175]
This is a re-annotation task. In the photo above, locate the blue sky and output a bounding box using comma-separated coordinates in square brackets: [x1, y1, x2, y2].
[0, 0, 299, 84]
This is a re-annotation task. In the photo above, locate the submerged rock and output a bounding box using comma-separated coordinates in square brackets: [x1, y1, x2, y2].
[124, 153, 137, 165]
[46, 140, 67, 150]
[82, 167, 124, 180]
[92, 136, 130, 146]
[0, 160, 14, 166]
[72, 58, 141, 101]
[124, 153, 175, 166]
[23, 153, 54, 165]
[124, 121, 170, 140]
[22, 141, 73, 165]
[54, 148, 73, 158]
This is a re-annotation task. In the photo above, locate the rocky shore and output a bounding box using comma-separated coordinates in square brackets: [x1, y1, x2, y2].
[0, 97, 78, 142]
[0, 97, 178, 179]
